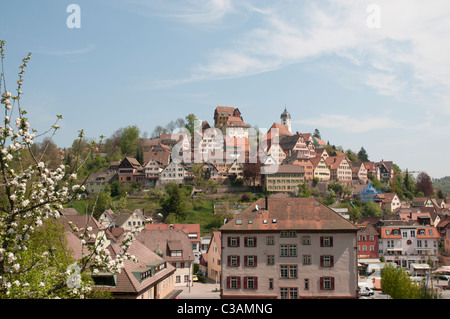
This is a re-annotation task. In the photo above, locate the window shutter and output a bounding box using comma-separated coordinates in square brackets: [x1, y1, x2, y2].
[254, 237, 257, 247]
[319, 277, 324, 290]
[244, 256, 248, 267]
[331, 277, 335, 290]
[237, 256, 240, 267]
[320, 236, 324, 247]
[330, 236, 334, 247]
[330, 256, 334, 267]
[237, 276, 241, 289]
[320, 255, 324, 267]
[254, 277, 258, 290]
[244, 237, 248, 247]
[227, 276, 230, 289]
[227, 237, 231, 247]
[254, 256, 258, 267]
[243, 277, 248, 289]
[227, 256, 231, 267]
[236, 237, 240, 247]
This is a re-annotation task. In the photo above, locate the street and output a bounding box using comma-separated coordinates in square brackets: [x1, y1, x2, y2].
[174, 278, 450, 299]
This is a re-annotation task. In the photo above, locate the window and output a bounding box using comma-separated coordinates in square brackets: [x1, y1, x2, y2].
[244, 255, 257, 267]
[244, 237, 257, 247]
[302, 236, 311, 245]
[228, 256, 240, 267]
[419, 229, 425, 235]
[320, 277, 335, 290]
[228, 237, 240, 247]
[304, 279, 309, 290]
[321, 236, 333, 247]
[269, 278, 273, 290]
[280, 265, 297, 278]
[303, 255, 311, 265]
[280, 288, 298, 299]
[227, 276, 241, 289]
[267, 255, 275, 265]
[321, 255, 334, 267]
[267, 236, 275, 245]
[280, 245, 297, 257]
[244, 277, 258, 290]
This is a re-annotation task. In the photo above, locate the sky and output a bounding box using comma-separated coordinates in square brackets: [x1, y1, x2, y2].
[1, 0, 450, 178]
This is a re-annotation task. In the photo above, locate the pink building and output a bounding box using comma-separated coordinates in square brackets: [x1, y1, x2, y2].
[220, 197, 359, 299]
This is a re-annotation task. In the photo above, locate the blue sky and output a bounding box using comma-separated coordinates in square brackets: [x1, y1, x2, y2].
[1, 0, 450, 178]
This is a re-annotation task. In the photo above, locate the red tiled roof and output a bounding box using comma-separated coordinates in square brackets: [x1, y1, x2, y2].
[220, 197, 358, 232]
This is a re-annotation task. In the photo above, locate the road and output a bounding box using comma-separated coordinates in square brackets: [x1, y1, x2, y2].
[173, 278, 450, 299]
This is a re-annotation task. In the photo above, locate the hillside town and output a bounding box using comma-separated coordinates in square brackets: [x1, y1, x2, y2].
[49, 106, 450, 300]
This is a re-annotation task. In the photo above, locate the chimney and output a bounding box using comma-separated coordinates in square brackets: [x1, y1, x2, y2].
[265, 196, 269, 210]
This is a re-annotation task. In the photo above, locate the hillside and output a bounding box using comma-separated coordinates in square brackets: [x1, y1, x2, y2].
[433, 176, 450, 195]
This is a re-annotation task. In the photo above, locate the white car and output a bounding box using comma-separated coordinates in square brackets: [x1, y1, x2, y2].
[359, 286, 375, 296]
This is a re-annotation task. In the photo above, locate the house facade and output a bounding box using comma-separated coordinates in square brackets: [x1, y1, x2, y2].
[378, 222, 440, 269]
[220, 197, 359, 299]
[326, 156, 352, 184]
[263, 164, 305, 193]
[310, 155, 330, 182]
[206, 231, 222, 283]
[118, 157, 145, 185]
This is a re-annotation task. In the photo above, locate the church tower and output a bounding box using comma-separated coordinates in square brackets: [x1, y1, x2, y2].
[280, 107, 291, 134]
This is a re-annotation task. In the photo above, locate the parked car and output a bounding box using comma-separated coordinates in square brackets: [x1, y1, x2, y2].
[359, 285, 374, 296]
[192, 275, 198, 282]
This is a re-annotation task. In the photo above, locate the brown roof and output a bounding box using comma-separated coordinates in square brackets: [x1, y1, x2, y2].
[326, 156, 348, 169]
[268, 164, 306, 174]
[145, 223, 200, 242]
[136, 229, 194, 262]
[227, 116, 249, 128]
[108, 240, 175, 294]
[220, 197, 358, 232]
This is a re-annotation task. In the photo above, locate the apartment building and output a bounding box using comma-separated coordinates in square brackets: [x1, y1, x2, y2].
[378, 221, 440, 269]
[220, 197, 359, 299]
[263, 164, 305, 193]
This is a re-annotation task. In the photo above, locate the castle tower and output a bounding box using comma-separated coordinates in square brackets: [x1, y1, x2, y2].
[280, 107, 291, 134]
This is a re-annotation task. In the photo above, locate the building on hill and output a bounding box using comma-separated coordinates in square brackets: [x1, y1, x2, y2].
[375, 192, 401, 212]
[86, 171, 117, 194]
[282, 151, 314, 181]
[325, 156, 352, 185]
[262, 164, 306, 193]
[350, 162, 368, 184]
[310, 155, 331, 182]
[118, 157, 145, 185]
[214, 106, 244, 133]
[220, 197, 359, 299]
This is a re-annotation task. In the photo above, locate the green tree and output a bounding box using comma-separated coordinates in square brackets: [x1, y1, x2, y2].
[185, 113, 200, 136]
[357, 147, 369, 162]
[120, 125, 140, 157]
[88, 191, 113, 220]
[313, 128, 321, 139]
[381, 264, 419, 299]
[162, 183, 187, 220]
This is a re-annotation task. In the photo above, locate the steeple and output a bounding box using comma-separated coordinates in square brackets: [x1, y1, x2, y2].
[280, 106, 291, 134]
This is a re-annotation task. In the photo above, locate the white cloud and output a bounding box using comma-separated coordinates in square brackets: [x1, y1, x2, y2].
[34, 44, 96, 56]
